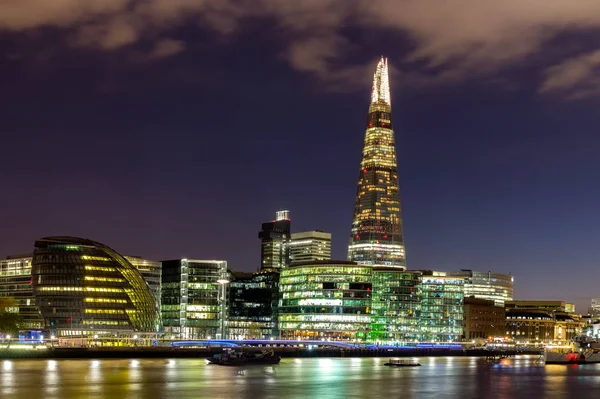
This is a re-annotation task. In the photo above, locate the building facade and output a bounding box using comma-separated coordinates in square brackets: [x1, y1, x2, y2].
[124, 256, 162, 313]
[259, 210, 291, 269]
[348, 57, 406, 269]
[0, 255, 44, 331]
[279, 261, 372, 341]
[463, 297, 506, 341]
[228, 268, 279, 339]
[289, 230, 331, 264]
[161, 259, 227, 339]
[505, 301, 584, 344]
[31, 237, 160, 337]
[418, 272, 464, 342]
[447, 270, 513, 306]
[370, 269, 421, 343]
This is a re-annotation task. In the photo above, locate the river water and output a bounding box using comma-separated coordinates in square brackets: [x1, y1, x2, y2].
[1, 356, 598, 398]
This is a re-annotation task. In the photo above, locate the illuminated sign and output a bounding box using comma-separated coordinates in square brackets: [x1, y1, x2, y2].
[298, 299, 342, 307]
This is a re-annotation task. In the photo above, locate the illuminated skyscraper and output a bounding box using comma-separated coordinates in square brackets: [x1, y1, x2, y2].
[348, 57, 406, 269]
[258, 210, 291, 269]
[289, 230, 331, 264]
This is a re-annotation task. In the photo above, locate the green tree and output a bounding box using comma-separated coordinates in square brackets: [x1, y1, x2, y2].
[0, 298, 22, 337]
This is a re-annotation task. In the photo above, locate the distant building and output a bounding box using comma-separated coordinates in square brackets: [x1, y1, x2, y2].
[463, 297, 505, 341]
[228, 268, 279, 339]
[347, 57, 405, 269]
[505, 300, 583, 344]
[0, 255, 44, 332]
[447, 270, 514, 306]
[161, 259, 227, 339]
[289, 231, 331, 264]
[258, 210, 291, 269]
[589, 298, 600, 318]
[279, 261, 372, 341]
[32, 236, 160, 337]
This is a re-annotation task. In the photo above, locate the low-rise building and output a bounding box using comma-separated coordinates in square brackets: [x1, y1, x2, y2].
[505, 300, 584, 344]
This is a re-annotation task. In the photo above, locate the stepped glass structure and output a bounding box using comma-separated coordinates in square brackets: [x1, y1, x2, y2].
[347, 57, 406, 269]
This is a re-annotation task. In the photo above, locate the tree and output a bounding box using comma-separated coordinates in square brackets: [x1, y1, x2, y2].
[0, 298, 22, 338]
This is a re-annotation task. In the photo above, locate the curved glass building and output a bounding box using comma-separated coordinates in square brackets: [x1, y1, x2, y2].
[279, 261, 372, 341]
[32, 237, 160, 337]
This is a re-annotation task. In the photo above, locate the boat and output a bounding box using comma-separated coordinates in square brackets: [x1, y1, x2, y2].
[384, 358, 421, 367]
[207, 350, 281, 366]
[545, 336, 600, 364]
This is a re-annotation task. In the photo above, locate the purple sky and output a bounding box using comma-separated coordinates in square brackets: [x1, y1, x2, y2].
[1, 1, 600, 312]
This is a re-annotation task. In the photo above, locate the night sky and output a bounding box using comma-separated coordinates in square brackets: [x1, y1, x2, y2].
[1, 1, 600, 311]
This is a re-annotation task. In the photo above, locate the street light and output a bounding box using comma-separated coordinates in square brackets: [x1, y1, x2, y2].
[217, 278, 230, 340]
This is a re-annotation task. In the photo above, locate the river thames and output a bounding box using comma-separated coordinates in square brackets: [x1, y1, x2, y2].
[1, 356, 598, 398]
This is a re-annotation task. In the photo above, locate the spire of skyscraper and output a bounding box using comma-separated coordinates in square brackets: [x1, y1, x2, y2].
[347, 57, 406, 269]
[370, 56, 391, 107]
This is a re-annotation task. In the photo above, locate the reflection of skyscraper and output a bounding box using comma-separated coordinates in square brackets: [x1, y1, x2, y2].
[348, 57, 406, 269]
[258, 210, 291, 269]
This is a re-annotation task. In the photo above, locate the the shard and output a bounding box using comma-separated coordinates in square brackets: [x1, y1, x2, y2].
[347, 57, 406, 269]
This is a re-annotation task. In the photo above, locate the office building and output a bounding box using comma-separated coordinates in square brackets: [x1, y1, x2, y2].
[259, 210, 291, 269]
[31, 236, 160, 337]
[289, 230, 331, 264]
[348, 57, 405, 269]
[228, 268, 280, 339]
[161, 259, 227, 339]
[0, 255, 44, 332]
[370, 269, 421, 342]
[447, 270, 514, 306]
[279, 261, 372, 341]
[418, 271, 464, 342]
[124, 256, 162, 311]
[463, 297, 505, 341]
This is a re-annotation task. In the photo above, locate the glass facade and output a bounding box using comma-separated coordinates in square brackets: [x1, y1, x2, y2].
[31, 237, 160, 337]
[370, 269, 421, 342]
[447, 270, 513, 306]
[161, 259, 227, 339]
[418, 273, 464, 342]
[0, 256, 44, 330]
[124, 256, 162, 313]
[348, 57, 405, 269]
[259, 211, 291, 269]
[289, 231, 331, 264]
[228, 268, 279, 339]
[279, 262, 372, 341]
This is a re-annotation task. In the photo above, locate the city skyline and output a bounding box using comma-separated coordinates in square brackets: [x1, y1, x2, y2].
[2, 2, 600, 313]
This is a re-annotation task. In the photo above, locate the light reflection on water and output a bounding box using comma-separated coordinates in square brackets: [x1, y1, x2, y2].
[0, 356, 599, 399]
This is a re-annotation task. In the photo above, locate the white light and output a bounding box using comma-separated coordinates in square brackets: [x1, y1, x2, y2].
[94, 335, 98, 339]
[51, 335, 55, 340]
[133, 335, 138, 339]
[6, 335, 10, 340]
[216, 279, 230, 284]
[207, 336, 211, 340]
[270, 337, 274, 341]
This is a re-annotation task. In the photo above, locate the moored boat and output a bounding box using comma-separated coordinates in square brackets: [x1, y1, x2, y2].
[207, 350, 281, 366]
[545, 337, 600, 364]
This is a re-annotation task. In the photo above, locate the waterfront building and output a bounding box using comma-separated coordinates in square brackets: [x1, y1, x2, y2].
[279, 261, 372, 341]
[259, 210, 291, 269]
[289, 231, 331, 264]
[347, 57, 406, 269]
[463, 297, 505, 341]
[447, 270, 514, 307]
[0, 255, 44, 331]
[417, 271, 464, 342]
[505, 300, 583, 344]
[370, 269, 421, 342]
[161, 259, 227, 339]
[124, 256, 162, 312]
[31, 236, 160, 337]
[228, 268, 280, 339]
